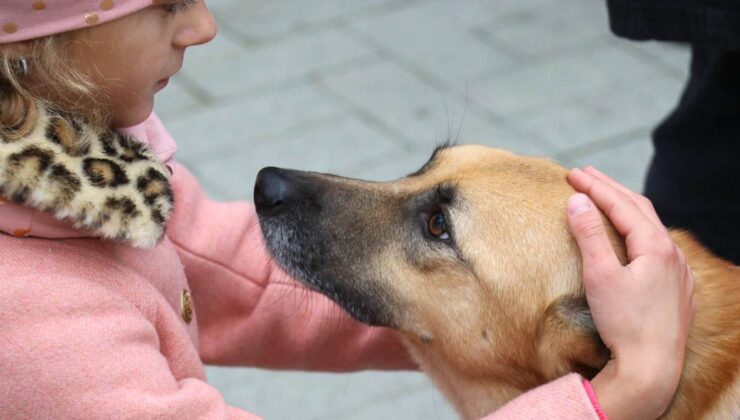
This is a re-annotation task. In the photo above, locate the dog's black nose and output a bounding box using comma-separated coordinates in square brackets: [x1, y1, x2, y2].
[255, 167, 297, 213]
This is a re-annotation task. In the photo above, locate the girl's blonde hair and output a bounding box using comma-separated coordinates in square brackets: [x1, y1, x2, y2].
[0, 33, 109, 140]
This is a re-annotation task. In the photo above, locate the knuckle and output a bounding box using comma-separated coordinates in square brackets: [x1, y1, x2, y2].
[676, 248, 688, 265]
[654, 238, 678, 260]
[578, 219, 605, 240]
[686, 267, 696, 289]
[638, 195, 655, 210]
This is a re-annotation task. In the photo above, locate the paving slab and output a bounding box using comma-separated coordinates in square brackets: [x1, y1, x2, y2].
[210, 0, 406, 43]
[477, 1, 612, 60]
[166, 84, 343, 161]
[346, 2, 516, 89]
[469, 44, 675, 119]
[317, 60, 552, 156]
[190, 114, 404, 200]
[511, 73, 685, 153]
[180, 27, 376, 99]
[205, 367, 456, 420]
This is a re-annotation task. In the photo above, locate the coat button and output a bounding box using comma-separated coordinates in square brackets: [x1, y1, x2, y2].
[180, 289, 193, 324]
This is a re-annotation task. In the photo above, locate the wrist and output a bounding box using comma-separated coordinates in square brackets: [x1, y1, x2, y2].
[591, 359, 675, 420]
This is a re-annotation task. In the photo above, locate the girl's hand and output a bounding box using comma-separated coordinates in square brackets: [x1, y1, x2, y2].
[566, 167, 696, 420]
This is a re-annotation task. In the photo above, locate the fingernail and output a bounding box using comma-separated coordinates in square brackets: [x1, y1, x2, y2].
[568, 193, 592, 216]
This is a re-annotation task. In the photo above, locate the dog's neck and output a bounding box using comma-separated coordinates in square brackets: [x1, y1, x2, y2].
[663, 231, 740, 419]
[401, 336, 523, 420]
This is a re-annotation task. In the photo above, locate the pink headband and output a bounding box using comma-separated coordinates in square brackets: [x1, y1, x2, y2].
[1, 0, 159, 44]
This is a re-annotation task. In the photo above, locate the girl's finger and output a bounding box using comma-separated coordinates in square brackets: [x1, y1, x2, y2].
[568, 169, 661, 259]
[582, 166, 664, 228]
[566, 193, 622, 275]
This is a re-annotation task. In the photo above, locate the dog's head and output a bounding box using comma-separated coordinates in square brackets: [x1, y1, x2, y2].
[255, 144, 618, 398]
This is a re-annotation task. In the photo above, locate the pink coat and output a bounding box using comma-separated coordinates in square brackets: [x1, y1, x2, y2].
[0, 112, 605, 419]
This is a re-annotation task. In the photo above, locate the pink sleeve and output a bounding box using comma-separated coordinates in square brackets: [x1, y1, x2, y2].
[481, 374, 606, 420]
[0, 273, 261, 420]
[166, 163, 415, 371]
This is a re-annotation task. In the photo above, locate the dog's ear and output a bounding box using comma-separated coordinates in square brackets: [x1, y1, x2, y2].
[538, 295, 610, 380]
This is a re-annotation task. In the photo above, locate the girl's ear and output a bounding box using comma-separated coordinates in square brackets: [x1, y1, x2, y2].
[538, 294, 611, 380]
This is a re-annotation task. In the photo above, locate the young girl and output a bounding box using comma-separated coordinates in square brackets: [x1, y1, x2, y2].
[0, 1, 694, 419]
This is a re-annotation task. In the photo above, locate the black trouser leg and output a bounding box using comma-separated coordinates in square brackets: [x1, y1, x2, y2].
[645, 46, 740, 264]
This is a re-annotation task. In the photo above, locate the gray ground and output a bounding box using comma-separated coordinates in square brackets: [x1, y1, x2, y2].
[154, 0, 690, 418]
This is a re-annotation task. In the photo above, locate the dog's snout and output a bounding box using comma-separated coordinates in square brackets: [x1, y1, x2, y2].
[254, 167, 292, 212]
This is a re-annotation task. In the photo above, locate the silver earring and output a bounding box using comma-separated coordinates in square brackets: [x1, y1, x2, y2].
[20, 58, 29, 76]
[14, 57, 29, 76]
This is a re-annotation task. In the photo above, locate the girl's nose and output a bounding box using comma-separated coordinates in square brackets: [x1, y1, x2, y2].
[174, 3, 218, 48]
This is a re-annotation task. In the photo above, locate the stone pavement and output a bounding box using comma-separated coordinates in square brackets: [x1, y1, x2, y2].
[154, 0, 690, 418]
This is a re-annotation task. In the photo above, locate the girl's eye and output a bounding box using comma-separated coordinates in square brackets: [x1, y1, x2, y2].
[427, 212, 450, 240]
[165, 0, 198, 15]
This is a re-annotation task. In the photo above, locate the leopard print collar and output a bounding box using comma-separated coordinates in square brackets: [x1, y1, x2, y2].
[0, 104, 173, 248]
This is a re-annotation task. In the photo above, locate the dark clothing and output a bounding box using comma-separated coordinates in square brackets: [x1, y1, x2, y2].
[606, 0, 740, 49]
[606, 1, 740, 264]
[646, 47, 740, 264]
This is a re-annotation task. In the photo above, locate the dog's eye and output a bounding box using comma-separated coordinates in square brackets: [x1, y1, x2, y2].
[427, 212, 450, 240]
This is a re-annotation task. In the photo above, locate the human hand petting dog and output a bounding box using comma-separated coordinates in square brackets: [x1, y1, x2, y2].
[566, 167, 696, 420]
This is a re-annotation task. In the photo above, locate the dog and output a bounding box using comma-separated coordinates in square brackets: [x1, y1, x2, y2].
[254, 144, 739, 419]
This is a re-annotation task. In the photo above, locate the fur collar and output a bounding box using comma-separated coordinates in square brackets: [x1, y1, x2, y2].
[0, 104, 173, 248]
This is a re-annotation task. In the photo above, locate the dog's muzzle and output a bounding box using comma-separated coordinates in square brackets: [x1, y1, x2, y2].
[253, 166, 396, 326]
